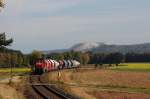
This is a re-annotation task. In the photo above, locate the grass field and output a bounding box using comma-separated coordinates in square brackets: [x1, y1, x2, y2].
[109, 63, 150, 72]
[0, 67, 31, 73]
[42, 64, 150, 99]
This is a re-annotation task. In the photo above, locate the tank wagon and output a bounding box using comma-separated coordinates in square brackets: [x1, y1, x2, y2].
[34, 59, 80, 74]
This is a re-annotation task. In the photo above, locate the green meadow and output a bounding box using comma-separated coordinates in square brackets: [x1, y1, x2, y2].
[0, 67, 31, 73]
[109, 63, 150, 72]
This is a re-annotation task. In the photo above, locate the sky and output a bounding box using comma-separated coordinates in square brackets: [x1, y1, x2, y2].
[0, 0, 150, 53]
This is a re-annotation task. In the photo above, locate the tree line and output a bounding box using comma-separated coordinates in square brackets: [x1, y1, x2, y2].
[30, 50, 150, 67]
[44, 51, 124, 66]
[0, 51, 29, 67]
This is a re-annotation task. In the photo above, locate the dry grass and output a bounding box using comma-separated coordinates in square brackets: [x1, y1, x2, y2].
[72, 69, 150, 88]
[69, 87, 96, 99]
[0, 74, 29, 99]
[44, 69, 150, 88]
[88, 91, 150, 99]
[42, 70, 97, 99]
[0, 84, 25, 99]
[42, 68, 150, 99]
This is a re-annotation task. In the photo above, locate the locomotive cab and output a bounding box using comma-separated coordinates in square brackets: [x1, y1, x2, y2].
[34, 59, 44, 74]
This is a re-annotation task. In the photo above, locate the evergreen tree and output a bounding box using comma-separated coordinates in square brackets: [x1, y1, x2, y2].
[0, 33, 13, 48]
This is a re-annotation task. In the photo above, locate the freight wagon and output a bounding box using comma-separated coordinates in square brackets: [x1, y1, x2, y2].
[34, 59, 80, 74]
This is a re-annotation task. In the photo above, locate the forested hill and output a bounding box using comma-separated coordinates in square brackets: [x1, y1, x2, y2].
[43, 42, 150, 54]
[92, 43, 150, 54]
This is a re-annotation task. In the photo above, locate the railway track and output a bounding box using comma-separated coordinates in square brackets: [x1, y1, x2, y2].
[30, 75, 77, 99]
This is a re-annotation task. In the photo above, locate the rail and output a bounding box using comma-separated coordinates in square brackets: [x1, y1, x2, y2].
[30, 75, 78, 99]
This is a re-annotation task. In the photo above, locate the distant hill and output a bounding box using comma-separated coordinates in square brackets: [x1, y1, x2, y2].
[92, 43, 150, 54]
[70, 42, 104, 52]
[42, 49, 69, 54]
[42, 42, 150, 54]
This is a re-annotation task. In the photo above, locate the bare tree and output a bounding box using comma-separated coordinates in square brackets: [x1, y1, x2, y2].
[0, 0, 4, 8]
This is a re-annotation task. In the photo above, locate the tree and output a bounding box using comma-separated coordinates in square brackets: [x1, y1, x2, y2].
[125, 53, 150, 63]
[73, 51, 81, 61]
[80, 53, 90, 65]
[63, 52, 73, 60]
[0, 33, 13, 48]
[17, 54, 23, 67]
[22, 55, 29, 66]
[47, 53, 64, 60]
[5, 53, 11, 67]
[111, 53, 124, 66]
[29, 50, 42, 65]
[104, 52, 123, 66]
[11, 53, 18, 67]
[93, 53, 105, 66]
[0, 0, 4, 8]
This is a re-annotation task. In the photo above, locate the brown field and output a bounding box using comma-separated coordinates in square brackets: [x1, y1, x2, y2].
[88, 91, 150, 99]
[42, 68, 150, 99]
[72, 69, 150, 88]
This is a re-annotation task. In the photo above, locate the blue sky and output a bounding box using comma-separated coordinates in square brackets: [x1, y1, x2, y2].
[0, 0, 150, 53]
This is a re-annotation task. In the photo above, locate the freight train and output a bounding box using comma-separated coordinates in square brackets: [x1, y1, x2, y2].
[33, 59, 80, 74]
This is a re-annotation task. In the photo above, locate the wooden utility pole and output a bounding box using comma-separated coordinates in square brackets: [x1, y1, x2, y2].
[9, 55, 13, 84]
